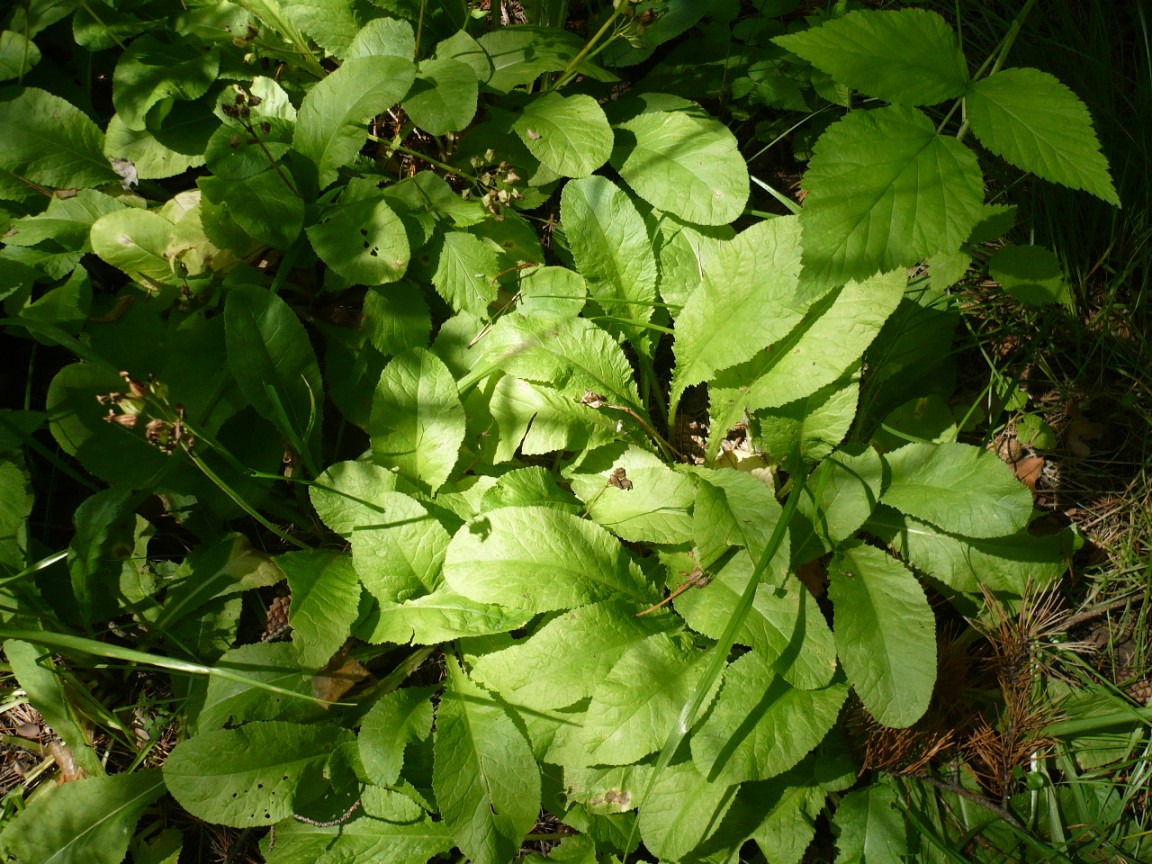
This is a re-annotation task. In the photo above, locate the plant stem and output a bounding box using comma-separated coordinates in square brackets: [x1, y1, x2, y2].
[545, 5, 624, 93]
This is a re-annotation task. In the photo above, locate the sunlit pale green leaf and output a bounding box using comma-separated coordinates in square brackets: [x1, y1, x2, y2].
[434, 659, 540, 864]
[277, 550, 360, 669]
[583, 632, 719, 766]
[472, 599, 674, 710]
[967, 67, 1118, 206]
[828, 542, 935, 728]
[193, 643, 320, 733]
[369, 348, 465, 493]
[691, 652, 848, 784]
[358, 687, 434, 786]
[309, 461, 400, 537]
[443, 505, 655, 613]
[881, 441, 1033, 538]
[674, 550, 836, 691]
[672, 216, 805, 403]
[263, 810, 451, 864]
[163, 721, 354, 827]
[428, 230, 500, 316]
[567, 446, 695, 545]
[561, 176, 657, 341]
[283, 0, 363, 57]
[361, 588, 533, 645]
[799, 105, 983, 290]
[351, 490, 451, 602]
[796, 443, 885, 551]
[515, 92, 611, 178]
[293, 55, 415, 188]
[638, 760, 738, 862]
[347, 16, 415, 59]
[774, 9, 967, 106]
[612, 110, 749, 226]
[0, 770, 164, 864]
[89, 208, 177, 288]
[711, 269, 905, 435]
[759, 372, 860, 469]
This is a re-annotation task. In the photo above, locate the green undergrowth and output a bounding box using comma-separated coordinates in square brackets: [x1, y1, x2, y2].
[0, 1, 1138, 863]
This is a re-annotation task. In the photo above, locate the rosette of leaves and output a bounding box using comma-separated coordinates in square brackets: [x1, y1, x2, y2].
[0, 3, 1108, 863]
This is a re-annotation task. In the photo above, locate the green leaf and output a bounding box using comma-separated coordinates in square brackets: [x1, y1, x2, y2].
[583, 632, 719, 766]
[404, 57, 478, 135]
[162, 721, 354, 827]
[0, 770, 164, 864]
[433, 659, 541, 864]
[567, 446, 695, 545]
[358, 687, 434, 786]
[277, 550, 361, 669]
[828, 542, 935, 728]
[797, 443, 886, 550]
[480, 465, 582, 512]
[774, 9, 967, 106]
[881, 441, 1033, 538]
[967, 67, 1118, 206]
[484, 313, 642, 411]
[363, 282, 431, 354]
[472, 599, 673, 710]
[711, 269, 906, 425]
[799, 105, 984, 290]
[293, 54, 416, 188]
[0, 31, 41, 80]
[309, 460, 400, 537]
[369, 348, 465, 494]
[514, 92, 611, 178]
[987, 243, 1071, 307]
[759, 373, 860, 468]
[864, 505, 1068, 594]
[347, 16, 415, 60]
[674, 551, 836, 691]
[307, 183, 410, 284]
[5, 189, 124, 249]
[0, 460, 32, 573]
[476, 27, 585, 92]
[351, 491, 451, 602]
[560, 176, 657, 339]
[612, 110, 749, 226]
[691, 652, 849, 784]
[690, 469, 789, 574]
[638, 760, 739, 862]
[262, 810, 451, 864]
[361, 588, 533, 645]
[111, 36, 219, 129]
[89, 208, 177, 288]
[199, 171, 304, 251]
[283, 0, 363, 58]
[427, 230, 500, 316]
[517, 265, 587, 319]
[488, 374, 621, 462]
[4, 639, 104, 777]
[832, 779, 908, 864]
[68, 486, 136, 624]
[443, 505, 655, 613]
[224, 284, 323, 459]
[0, 88, 116, 188]
[193, 643, 320, 732]
[655, 216, 733, 314]
[671, 216, 804, 403]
